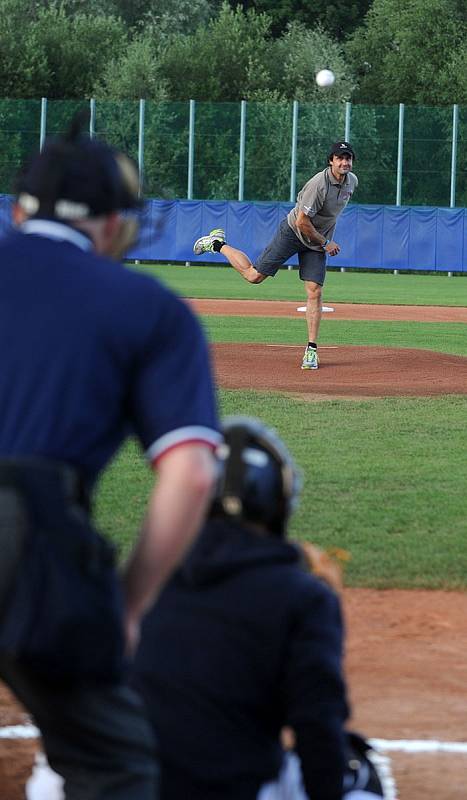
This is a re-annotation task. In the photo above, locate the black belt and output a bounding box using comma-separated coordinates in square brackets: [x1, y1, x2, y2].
[0, 457, 115, 582]
[0, 456, 90, 511]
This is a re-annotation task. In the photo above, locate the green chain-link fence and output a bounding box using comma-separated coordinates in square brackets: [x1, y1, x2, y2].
[0, 99, 465, 207]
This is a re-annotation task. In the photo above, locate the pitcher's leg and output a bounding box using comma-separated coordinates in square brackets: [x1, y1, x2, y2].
[193, 220, 301, 284]
[305, 281, 323, 344]
[299, 250, 326, 370]
[220, 244, 266, 283]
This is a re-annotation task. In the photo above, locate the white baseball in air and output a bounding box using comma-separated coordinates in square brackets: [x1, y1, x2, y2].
[315, 69, 335, 87]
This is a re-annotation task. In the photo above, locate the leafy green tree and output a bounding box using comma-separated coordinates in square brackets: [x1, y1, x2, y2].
[346, 0, 467, 105]
[270, 22, 355, 102]
[0, 0, 127, 99]
[128, 5, 355, 103]
[50, 0, 122, 15]
[153, 4, 274, 101]
[32, 3, 127, 98]
[111, 0, 218, 31]
[230, 0, 372, 40]
[95, 33, 168, 100]
[0, 0, 49, 97]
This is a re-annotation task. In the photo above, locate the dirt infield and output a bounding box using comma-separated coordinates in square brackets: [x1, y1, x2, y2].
[2, 588, 466, 800]
[212, 343, 467, 399]
[192, 298, 467, 400]
[1, 300, 466, 799]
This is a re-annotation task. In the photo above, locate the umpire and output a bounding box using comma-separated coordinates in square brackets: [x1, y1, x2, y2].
[0, 122, 220, 798]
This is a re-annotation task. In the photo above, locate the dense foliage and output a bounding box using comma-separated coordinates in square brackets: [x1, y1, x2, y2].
[0, 0, 465, 205]
[345, 0, 467, 105]
[0, 0, 465, 104]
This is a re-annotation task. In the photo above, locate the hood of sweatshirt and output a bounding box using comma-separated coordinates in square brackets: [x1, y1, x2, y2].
[177, 518, 301, 588]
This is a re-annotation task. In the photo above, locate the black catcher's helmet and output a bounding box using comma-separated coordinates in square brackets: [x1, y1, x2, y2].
[343, 731, 386, 797]
[211, 416, 301, 536]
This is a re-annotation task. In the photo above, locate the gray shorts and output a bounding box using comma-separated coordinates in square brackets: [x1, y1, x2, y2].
[255, 219, 327, 285]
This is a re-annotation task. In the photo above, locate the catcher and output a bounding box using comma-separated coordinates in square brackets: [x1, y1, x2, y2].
[131, 416, 385, 799]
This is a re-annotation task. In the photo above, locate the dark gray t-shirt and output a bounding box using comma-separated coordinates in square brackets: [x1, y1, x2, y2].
[287, 167, 358, 251]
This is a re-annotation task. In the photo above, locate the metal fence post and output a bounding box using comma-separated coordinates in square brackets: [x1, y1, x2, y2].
[344, 101, 351, 143]
[187, 99, 195, 200]
[39, 98, 47, 151]
[450, 104, 459, 209]
[185, 100, 196, 265]
[239, 100, 247, 202]
[89, 98, 96, 139]
[138, 99, 145, 197]
[396, 103, 404, 207]
[289, 100, 299, 204]
[393, 103, 405, 274]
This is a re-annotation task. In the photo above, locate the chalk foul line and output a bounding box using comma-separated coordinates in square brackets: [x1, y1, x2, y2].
[370, 738, 467, 754]
[1, 724, 466, 753]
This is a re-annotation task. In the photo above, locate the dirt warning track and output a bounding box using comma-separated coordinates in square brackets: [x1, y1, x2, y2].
[189, 298, 467, 323]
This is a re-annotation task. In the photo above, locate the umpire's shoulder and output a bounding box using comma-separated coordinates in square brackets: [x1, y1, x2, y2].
[105, 259, 193, 316]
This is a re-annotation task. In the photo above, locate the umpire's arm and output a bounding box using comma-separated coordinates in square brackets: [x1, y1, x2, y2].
[122, 443, 216, 654]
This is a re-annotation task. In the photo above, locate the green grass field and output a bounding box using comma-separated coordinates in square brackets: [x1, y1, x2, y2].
[134, 263, 467, 306]
[96, 267, 467, 590]
[203, 316, 467, 356]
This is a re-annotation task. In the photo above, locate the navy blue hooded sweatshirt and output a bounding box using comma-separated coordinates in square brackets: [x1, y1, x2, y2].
[132, 519, 349, 800]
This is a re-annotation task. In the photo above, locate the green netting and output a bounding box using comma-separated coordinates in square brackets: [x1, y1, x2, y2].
[242, 102, 292, 201]
[45, 99, 89, 136]
[0, 99, 42, 193]
[349, 105, 399, 205]
[94, 99, 140, 162]
[0, 99, 465, 207]
[402, 106, 453, 206]
[456, 109, 467, 208]
[144, 101, 190, 199]
[296, 103, 347, 194]
[193, 102, 241, 201]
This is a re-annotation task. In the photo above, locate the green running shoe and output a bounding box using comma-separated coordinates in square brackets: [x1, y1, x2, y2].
[301, 346, 319, 370]
[193, 228, 226, 255]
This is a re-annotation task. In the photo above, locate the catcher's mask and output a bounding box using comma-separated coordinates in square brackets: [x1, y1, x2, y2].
[211, 416, 302, 536]
[15, 113, 141, 258]
[343, 731, 385, 797]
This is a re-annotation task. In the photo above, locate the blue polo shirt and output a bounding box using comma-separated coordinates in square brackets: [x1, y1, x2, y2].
[0, 220, 220, 485]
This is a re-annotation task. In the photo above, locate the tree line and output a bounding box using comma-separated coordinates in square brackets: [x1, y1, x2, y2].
[0, 0, 465, 105]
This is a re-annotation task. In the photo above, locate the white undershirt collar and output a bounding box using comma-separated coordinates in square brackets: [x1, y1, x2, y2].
[20, 219, 93, 251]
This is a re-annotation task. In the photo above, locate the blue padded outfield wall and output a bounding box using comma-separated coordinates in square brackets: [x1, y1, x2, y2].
[129, 201, 467, 272]
[1, 195, 466, 272]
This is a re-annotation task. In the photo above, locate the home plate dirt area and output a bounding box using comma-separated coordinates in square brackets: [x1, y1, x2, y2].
[188, 299, 467, 399]
[0, 300, 466, 800]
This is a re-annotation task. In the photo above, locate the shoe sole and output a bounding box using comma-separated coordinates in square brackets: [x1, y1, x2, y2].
[193, 238, 209, 255]
[193, 234, 225, 255]
[301, 365, 319, 370]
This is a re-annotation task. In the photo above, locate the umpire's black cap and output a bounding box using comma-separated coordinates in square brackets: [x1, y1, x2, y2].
[16, 115, 140, 222]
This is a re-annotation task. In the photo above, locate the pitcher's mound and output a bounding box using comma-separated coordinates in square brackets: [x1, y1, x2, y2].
[212, 344, 467, 398]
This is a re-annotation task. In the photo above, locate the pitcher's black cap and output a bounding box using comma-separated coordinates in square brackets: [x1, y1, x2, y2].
[328, 141, 355, 160]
